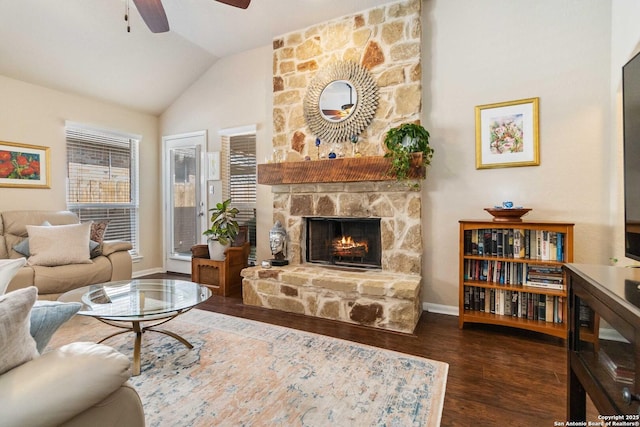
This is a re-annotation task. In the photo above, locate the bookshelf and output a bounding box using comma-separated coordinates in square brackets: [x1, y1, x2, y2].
[459, 220, 575, 339]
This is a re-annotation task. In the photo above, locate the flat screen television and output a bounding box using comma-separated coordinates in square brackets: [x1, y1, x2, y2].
[624, 51, 640, 261]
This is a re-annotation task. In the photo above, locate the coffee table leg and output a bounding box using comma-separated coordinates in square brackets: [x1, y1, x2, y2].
[96, 311, 194, 377]
[132, 321, 142, 376]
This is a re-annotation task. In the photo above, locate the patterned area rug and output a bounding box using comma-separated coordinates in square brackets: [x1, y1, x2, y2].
[48, 309, 448, 426]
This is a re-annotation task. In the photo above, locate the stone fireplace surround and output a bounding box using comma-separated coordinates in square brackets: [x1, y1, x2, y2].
[241, 175, 423, 333]
[243, 0, 424, 333]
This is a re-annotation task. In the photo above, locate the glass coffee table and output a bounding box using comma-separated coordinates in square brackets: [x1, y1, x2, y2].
[59, 279, 212, 376]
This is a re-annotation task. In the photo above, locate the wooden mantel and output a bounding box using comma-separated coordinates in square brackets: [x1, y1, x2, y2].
[257, 155, 425, 185]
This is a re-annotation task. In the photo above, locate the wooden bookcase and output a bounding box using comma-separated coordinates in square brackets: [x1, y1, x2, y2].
[459, 220, 575, 339]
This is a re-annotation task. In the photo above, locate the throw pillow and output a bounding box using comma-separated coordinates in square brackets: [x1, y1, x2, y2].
[0, 287, 39, 374]
[12, 220, 52, 256]
[89, 220, 110, 244]
[12, 239, 31, 257]
[16, 239, 101, 258]
[30, 300, 82, 353]
[89, 220, 110, 258]
[26, 222, 92, 267]
[0, 258, 26, 295]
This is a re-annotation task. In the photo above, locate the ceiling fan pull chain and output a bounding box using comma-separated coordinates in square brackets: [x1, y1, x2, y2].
[125, 0, 131, 33]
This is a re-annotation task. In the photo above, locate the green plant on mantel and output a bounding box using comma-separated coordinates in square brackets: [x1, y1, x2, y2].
[383, 122, 434, 180]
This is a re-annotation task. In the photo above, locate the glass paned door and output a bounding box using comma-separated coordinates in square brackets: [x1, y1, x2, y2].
[163, 132, 206, 274]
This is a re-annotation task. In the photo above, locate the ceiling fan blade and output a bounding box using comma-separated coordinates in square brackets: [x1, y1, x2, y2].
[215, 0, 251, 9]
[132, 0, 170, 33]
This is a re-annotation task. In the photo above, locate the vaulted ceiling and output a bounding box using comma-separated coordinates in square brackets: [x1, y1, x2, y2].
[0, 0, 393, 115]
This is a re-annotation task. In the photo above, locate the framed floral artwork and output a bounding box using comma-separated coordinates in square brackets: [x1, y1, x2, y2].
[0, 141, 50, 188]
[475, 97, 540, 169]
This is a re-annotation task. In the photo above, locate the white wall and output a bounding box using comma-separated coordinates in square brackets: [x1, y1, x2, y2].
[160, 45, 274, 262]
[422, 0, 613, 308]
[0, 75, 162, 275]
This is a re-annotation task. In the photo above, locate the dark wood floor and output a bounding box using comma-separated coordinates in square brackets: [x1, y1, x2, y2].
[149, 272, 596, 426]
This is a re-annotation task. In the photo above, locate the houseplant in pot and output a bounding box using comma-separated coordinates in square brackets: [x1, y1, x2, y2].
[203, 198, 240, 260]
[383, 122, 434, 180]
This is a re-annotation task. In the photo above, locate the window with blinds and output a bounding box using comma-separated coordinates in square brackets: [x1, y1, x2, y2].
[65, 123, 140, 257]
[221, 132, 257, 261]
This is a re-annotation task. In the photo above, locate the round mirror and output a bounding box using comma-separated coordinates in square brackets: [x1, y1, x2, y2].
[319, 80, 358, 122]
[304, 61, 378, 143]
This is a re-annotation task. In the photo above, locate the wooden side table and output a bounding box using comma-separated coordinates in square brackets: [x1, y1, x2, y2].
[191, 242, 250, 296]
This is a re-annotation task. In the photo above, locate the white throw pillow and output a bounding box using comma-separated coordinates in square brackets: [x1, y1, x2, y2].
[0, 258, 27, 295]
[0, 286, 39, 374]
[26, 222, 92, 267]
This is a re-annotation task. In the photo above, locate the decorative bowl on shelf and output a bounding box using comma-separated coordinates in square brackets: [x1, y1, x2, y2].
[484, 207, 532, 222]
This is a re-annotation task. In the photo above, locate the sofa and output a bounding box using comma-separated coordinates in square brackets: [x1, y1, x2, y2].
[0, 286, 145, 427]
[0, 210, 133, 300]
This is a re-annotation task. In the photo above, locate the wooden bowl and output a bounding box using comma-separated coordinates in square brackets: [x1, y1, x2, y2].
[484, 208, 532, 222]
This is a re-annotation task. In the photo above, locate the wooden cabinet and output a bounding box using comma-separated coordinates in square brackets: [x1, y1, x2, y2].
[459, 220, 574, 338]
[566, 264, 640, 420]
[191, 242, 250, 296]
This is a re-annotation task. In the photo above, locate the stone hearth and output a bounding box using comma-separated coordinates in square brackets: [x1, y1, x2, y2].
[242, 265, 420, 333]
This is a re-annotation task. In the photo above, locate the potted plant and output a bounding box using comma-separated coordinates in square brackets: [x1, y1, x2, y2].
[203, 198, 240, 260]
[383, 122, 434, 180]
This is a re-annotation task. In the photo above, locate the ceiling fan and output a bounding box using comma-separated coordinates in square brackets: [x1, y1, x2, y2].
[130, 0, 251, 33]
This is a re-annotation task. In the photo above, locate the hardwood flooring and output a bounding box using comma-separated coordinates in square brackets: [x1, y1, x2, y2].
[147, 272, 595, 426]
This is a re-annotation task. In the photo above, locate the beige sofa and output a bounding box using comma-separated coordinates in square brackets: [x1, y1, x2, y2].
[0, 210, 133, 300]
[1, 341, 145, 427]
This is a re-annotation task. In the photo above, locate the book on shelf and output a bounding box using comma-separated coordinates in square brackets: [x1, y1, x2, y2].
[523, 263, 564, 290]
[463, 228, 566, 261]
[463, 285, 564, 323]
[598, 339, 635, 384]
[524, 281, 564, 291]
[579, 300, 594, 329]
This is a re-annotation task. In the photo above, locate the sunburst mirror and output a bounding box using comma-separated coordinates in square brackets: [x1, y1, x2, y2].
[303, 61, 379, 143]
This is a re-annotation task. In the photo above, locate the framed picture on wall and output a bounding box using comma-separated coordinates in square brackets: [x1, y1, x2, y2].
[207, 151, 221, 180]
[475, 97, 540, 169]
[0, 141, 50, 188]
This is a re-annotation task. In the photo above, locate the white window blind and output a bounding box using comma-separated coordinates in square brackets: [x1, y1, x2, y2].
[221, 132, 257, 260]
[65, 123, 140, 257]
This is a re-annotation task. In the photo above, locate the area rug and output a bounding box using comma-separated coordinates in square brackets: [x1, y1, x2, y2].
[47, 309, 449, 427]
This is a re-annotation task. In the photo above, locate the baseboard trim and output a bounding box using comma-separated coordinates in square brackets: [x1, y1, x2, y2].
[132, 267, 165, 278]
[423, 302, 458, 317]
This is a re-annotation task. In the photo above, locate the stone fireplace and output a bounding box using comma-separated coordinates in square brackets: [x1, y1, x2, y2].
[240, 0, 424, 334]
[241, 168, 423, 333]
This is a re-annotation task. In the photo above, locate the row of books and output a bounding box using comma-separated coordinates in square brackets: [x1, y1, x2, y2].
[464, 260, 565, 290]
[463, 228, 566, 261]
[464, 286, 565, 323]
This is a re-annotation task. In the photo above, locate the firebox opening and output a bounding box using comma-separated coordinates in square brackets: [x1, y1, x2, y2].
[305, 217, 382, 269]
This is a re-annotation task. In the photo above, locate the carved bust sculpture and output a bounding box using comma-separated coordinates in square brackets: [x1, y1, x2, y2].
[269, 220, 287, 264]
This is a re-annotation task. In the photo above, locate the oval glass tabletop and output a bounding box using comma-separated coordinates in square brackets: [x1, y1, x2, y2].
[58, 279, 212, 318]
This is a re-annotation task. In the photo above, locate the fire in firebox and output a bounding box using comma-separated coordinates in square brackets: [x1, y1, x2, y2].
[332, 236, 369, 261]
[306, 217, 381, 268]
